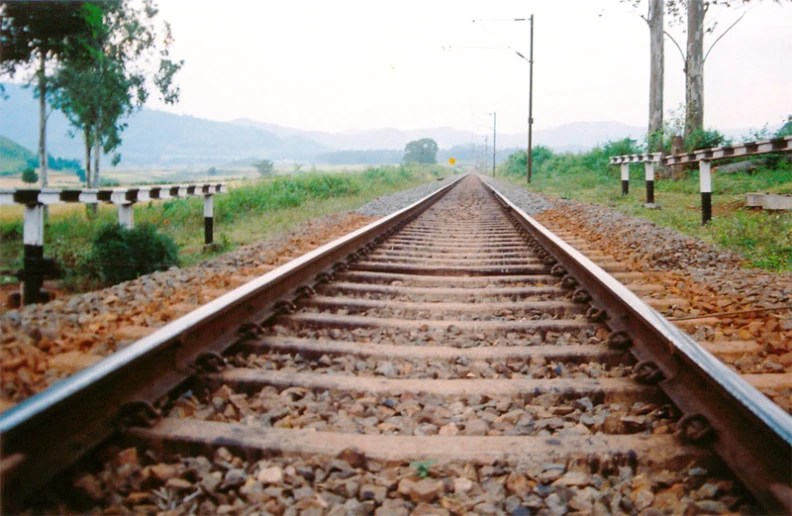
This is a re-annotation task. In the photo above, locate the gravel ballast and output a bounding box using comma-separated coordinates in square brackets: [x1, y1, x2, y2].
[355, 175, 461, 217]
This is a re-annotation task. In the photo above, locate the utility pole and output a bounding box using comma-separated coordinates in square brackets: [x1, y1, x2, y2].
[490, 112, 497, 177]
[527, 14, 535, 183]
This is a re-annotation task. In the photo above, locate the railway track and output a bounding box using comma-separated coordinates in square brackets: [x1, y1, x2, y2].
[2, 174, 791, 514]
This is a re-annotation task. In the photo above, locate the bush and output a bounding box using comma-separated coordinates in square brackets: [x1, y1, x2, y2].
[500, 146, 554, 177]
[90, 223, 179, 285]
[776, 115, 792, 138]
[684, 128, 728, 152]
[21, 167, 38, 184]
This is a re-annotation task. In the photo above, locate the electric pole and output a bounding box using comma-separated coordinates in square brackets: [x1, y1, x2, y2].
[527, 14, 534, 183]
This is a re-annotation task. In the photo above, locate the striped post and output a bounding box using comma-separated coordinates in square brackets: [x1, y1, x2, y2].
[204, 194, 214, 245]
[22, 203, 44, 305]
[700, 160, 712, 224]
[645, 161, 655, 204]
[620, 163, 629, 195]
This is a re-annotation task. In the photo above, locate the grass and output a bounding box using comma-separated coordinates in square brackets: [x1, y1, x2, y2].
[0, 164, 454, 291]
[496, 148, 792, 273]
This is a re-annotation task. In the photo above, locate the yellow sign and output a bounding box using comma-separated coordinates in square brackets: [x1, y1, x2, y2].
[448, 157, 456, 165]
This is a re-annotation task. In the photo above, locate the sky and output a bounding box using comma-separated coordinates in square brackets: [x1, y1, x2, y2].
[77, 0, 792, 136]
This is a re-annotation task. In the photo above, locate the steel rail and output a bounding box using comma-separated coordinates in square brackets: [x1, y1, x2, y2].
[482, 179, 792, 514]
[0, 174, 466, 511]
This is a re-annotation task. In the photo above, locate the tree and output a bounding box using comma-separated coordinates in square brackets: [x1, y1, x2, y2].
[50, 0, 182, 189]
[624, 1, 665, 151]
[253, 159, 275, 177]
[627, 0, 788, 142]
[647, 0, 664, 151]
[403, 138, 438, 164]
[21, 167, 38, 184]
[1, 2, 91, 189]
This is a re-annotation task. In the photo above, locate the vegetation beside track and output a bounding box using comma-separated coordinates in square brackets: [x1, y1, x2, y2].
[496, 139, 792, 273]
[0, 165, 453, 291]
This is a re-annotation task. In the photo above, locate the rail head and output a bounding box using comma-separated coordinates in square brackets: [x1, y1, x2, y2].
[0, 174, 467, 510]
[481, 178, 792, 514]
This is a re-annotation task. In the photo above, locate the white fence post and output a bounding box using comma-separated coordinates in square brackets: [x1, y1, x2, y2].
[22, 202, 45, 304]
[700, 160, 712, 224]
[204, 194, 214, 245]
[620, 163, 630, 195]
[644, 161, 655, 205]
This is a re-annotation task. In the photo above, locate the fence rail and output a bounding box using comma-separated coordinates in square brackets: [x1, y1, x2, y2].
[0, 182, 227, 305]
[609, 135, 792, 223]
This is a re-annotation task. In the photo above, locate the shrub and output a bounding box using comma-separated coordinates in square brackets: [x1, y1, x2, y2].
[500, 146, 554, 177]
[90, 223, 179, 285]
[100, 177, 121, 187]
[776, 115, 792, 138]
[684, 128, 728, 152]
[21, 167, 38, 184]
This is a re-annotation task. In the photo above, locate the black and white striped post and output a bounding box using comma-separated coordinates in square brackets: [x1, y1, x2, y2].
[644, 160, 655, 205]
[204, 192, 214, 245]
[21, 197, 45, 305]
[620, 163, 630, 195]
[700, 159, 712, 224]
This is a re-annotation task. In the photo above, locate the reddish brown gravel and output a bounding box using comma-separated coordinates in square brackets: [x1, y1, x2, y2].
[0, 212, 377, 411]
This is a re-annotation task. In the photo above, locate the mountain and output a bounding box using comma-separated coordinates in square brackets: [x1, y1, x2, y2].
[232, 118, 646, 153]
[0, 83, 327, 168]
[7, 81, 774, 170]
[0, 135, 35, 174]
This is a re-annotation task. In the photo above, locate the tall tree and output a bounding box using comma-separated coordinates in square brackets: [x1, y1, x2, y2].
[1, 2, 89, 189]
[684, 0, 705, 139]
[648, 0, 664, 150]
[403, 138, 438, 164]
[51, 0, 182, 188]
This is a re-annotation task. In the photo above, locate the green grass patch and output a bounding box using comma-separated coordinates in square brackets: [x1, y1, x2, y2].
[0, 164, 453, 291]
[496, 144, 792, 273]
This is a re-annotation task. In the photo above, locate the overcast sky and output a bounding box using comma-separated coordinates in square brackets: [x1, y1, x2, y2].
[143, 1, 790, 135]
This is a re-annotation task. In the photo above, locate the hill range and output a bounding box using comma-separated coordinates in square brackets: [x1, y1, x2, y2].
[8, 81, 761, 170]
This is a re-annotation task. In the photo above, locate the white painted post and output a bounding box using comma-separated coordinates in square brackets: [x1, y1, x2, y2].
[645, 161, 655, 205]
[700, 160, 712, 224]
[204, 194, 214, 245]
[620, 163, 630, 195]
[23, 204, 44, 249]
[118, 204, 134, 229]
[22, 203, 45, 304]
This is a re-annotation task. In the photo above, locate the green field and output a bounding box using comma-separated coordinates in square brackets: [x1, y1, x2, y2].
[496, 144, 792, 272]
[0, 165, 455, 291]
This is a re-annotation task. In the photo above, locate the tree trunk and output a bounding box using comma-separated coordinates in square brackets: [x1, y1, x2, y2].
[685, 0, 705, 140]
[85, 127, 97, 217]
[84, 127, 92, 188]
[38, 52, 48, 188]
[648, 0, 664, 152]
[93, 115, 101, 190]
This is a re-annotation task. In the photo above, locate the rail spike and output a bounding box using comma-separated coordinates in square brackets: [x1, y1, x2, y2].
[677, 414, 715, 444]
[195, 351, 226, 373]
[116, 400, 161, 429]
[607, 331, 633, 350]
[632, 360, 665, 384]
[572, 288, 592, 304]
[295, 285, 316, 299]
[586, 307, 608, 322]
[561, 275, 579, 290]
